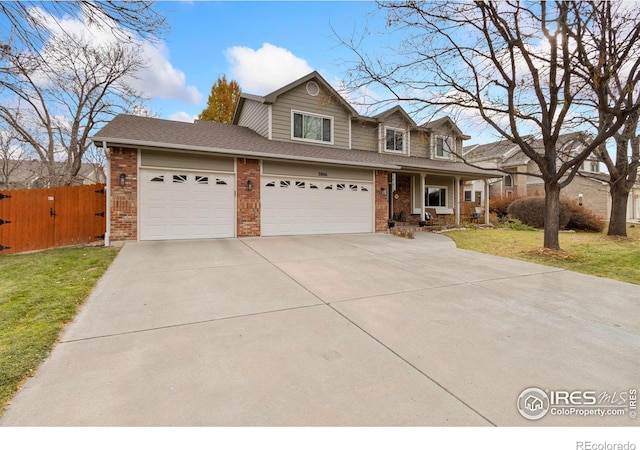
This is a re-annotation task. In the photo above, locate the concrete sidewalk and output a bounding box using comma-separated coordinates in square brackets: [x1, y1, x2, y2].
[2, 233, 638, 426]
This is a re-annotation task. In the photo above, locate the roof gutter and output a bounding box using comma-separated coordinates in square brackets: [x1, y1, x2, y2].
[90, 136, 402, 171]
[397, 162, 503, 178]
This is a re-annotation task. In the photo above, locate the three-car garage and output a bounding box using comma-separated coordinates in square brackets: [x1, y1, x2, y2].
[137, 150, 375, 240]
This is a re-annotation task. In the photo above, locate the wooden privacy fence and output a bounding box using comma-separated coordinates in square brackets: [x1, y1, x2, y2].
[0, 184, 106, 255]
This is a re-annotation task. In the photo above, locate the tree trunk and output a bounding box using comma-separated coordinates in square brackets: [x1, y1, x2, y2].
[607, 182, 630, 237]
[544, 182, 561, 250]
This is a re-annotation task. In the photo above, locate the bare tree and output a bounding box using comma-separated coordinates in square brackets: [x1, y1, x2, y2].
[0, 127, 32, 188]
[343, 1, 640, 249]
[0, 2, 165, 55]
[0, 33, 148, 186]
[569, 1, 640, 236]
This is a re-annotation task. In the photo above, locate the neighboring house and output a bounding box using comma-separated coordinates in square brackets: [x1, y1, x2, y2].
[463, 133, 640, 220]
[0, 159, 106, 190]
[91, 71, 499, 243]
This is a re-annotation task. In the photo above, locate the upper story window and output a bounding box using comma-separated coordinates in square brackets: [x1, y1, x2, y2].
[435, 136, 453, 159]
[505, 175, 513, 187]
[385, 127, 405, 153]
[580, 160, 600, 172]
[292, 110, 333, 144]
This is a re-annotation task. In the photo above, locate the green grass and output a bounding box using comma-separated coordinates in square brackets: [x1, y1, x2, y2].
[0, 246, 119, 416]
[445, 224, 640, 285]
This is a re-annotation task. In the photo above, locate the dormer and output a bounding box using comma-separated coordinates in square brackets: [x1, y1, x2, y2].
[232, 71, 358, 150]
[581, 157, 600, 173]
[422, 117, 470, 161]
[372, 106, 415, 156]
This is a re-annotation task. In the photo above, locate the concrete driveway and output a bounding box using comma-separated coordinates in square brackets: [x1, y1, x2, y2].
[2, 233, 638, 426]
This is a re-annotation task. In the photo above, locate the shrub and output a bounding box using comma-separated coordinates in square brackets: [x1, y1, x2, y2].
[507, 196, 572, 229]
[490, 196, 518, 221]
[566, 202, 605, 232]
[503, 218, 537, 231]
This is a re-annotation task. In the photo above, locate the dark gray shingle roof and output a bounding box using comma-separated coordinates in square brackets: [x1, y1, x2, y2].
[92, 115, 499, 178]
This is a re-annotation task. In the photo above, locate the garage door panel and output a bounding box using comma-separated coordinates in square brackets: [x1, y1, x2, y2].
[261, 176, 373, 236]
[140, 169, 234, 240]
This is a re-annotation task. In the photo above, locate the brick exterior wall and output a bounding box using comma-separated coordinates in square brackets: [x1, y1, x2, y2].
[110, 147, 138, 242]
[562, 177, 610, 218]
[392, 174, 414, 221]
[375, 170, 389, 231]
[237, 158, 261, 237]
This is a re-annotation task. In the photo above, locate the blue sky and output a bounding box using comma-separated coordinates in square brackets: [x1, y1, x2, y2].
[0, 1, 497, 145]
[148, 1, 383, 122]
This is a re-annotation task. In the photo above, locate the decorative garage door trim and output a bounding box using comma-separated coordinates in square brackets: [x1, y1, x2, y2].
[139, 168, 235, 240]
[261, 175, 373, 236]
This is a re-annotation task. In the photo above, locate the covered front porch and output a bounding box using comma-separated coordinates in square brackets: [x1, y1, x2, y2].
[387, 171, 492, 227]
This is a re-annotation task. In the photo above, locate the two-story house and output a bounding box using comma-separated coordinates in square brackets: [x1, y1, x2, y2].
[463, 132, 640, 220]
[92, 71, 497, 243]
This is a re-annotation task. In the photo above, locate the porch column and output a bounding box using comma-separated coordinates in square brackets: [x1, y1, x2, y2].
[484, 179, 490, 225]
[420, 173, 426, 219]
[455, 176, 461, 226]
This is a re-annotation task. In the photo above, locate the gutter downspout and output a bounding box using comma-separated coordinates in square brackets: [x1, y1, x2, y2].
[484, 179, 490, 225]
[455, 176, 460, 226]
[103, 141, 111, 247]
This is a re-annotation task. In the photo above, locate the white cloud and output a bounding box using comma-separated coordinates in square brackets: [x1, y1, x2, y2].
[225, 43, 313, 94]
[31, 6, 201, 105]
[168, 111, 198, 123]
[130, 42, 202, 104]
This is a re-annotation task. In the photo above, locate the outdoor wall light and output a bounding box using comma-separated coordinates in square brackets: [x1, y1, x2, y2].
[381, 187, 387, 197]
[119, 173, 126, 186]
[247, 179, 253, 191]
[578, 193, 583, 206]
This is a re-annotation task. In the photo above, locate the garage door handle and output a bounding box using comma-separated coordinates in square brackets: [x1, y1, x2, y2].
[50, 208, 56, 217]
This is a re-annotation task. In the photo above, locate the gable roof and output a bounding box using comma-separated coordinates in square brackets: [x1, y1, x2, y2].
[0, 160, 105, 188]
[465, 132, 591, 166]
[422, 116, 471, 140]
[92, 114, 499, 179]
[233, 71, 359, 124]
[464, 138, 523, 164]
[372, 105, 417, 127]
[232, 72, 472, 140]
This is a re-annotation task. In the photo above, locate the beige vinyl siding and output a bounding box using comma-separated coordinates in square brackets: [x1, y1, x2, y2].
[140, 149, 235, 172]
[237, 99, 269, 138]
[271, 83, 351, 149]
[263, 160, 372, 181]
[430, 123, 460, 161]
[410, 130, 431, 158]
[382, 113, 408, 129]
[380, 112, 413, 155]
[351, 120, 378, 152]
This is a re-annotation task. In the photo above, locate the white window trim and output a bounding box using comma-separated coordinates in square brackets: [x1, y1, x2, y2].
[434, 135, 454, 160]
[383, 126, 408, 154]
[291, 109, 334, 145]
[425, 185, 449, 208]
[505, 174, 513, 187]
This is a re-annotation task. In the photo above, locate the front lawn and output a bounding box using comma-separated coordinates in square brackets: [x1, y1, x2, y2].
[0, 246, 119, 416]
[445, 224, 640, 285]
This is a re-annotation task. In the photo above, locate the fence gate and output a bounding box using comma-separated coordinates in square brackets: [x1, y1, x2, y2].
[0, 184, 106, 255]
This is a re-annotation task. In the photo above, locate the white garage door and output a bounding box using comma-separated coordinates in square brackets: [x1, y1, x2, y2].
[140, 169, 234, 240]
[261, 176, 373, 236]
